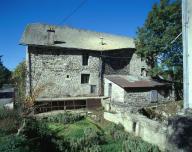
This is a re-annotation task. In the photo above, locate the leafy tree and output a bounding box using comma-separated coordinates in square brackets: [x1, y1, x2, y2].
[0, 56, 11, 88]
[12, 61, 26, 108]
[135, 0, 182, 99]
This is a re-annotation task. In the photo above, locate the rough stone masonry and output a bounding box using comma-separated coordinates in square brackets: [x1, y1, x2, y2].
[20, 23, 172, 110]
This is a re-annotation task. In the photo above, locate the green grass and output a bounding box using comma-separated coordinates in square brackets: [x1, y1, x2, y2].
[23, 112, 160, 152]
[101, 137, 123, 152]
[46, 117, 127, 152]
[47, 118, 101, 139]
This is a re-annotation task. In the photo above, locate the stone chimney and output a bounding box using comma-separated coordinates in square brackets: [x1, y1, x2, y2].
[47, 27, 55, 45]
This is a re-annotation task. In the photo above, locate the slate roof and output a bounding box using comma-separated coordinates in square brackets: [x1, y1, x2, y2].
[20, 23, 135, 51]
[105, 75, 167, 88]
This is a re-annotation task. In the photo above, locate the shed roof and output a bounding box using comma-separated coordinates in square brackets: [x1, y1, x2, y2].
[105, 75, 167, 88]
[20, 23, 135, 51]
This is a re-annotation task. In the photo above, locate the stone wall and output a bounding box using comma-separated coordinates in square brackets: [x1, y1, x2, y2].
[124, 90, 150, 107]
[124, 88, 173, 108]
[28, 46, 100, 98]
[129, 53, 148, 76]
[104, 77, 173, 110]
[28, 47, 146, 99]
[103, 49, 134, 75]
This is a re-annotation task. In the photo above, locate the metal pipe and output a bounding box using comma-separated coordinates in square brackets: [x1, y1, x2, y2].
[182, 0, 192, 109]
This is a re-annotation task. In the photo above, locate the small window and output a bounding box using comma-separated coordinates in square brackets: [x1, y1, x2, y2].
[0, 92, 13, 99]
[82, 53, 89, 65]
[141, 68, 146, 76]
[81, 74, 90, 84]
[108, 83, 112, 97]
[91, 85, 96, 93]
[67, 75, 69, 78]
[132, 122, 137, 132]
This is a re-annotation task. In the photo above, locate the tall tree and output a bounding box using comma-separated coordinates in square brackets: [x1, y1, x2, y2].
[0, 56, 11, 88]
[135, 0, 182, 98]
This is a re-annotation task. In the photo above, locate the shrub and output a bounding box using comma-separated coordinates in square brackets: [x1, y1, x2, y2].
[53, 127, 104, 152]
[46, 112, 84, 124]
[107, 123, 160, 152]
[109, 123, 126, 140]
[122, 137, 160, 152]
[0, 109, 20, 120]
[0, 134, 30, 152]
[25, 117, 105, 152]
[0, 109, 21, 134]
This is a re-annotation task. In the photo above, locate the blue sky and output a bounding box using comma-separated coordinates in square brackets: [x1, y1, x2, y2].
[0, 0, 159, 70]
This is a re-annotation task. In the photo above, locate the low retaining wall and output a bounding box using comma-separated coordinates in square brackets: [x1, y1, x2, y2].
[102, 99, 192, 152]
[104, 112, 168, 151]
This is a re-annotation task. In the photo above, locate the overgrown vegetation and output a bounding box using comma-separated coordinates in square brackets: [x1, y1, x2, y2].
[44, 112, 85, 124]
[22, 112, 160, 152]
[0, 108, 21, 134]
[0, 107, 31, 152]
[12, 61, 26, 109]
[139, 100, 183, 121]
[0, 134, 30, 152]
[0, 105, 161, 152]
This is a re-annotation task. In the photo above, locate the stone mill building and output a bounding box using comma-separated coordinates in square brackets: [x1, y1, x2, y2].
[20, 23, 173, 112]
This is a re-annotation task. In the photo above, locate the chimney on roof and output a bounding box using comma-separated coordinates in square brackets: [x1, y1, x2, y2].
[47, 27, 55, 45]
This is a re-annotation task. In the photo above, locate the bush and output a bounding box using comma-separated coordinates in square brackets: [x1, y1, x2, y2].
[25, 117, 105, 152]
[0, 109, 21, 134]
[46, 112, 84, 124]
[0, 109, 20, 120]
[23, 114, 160, 152]
[108, 123, 127, 140]
[107, 123, 160, 152]
[122, 137, 160, 152]
[70, 127, 104, 151]
[0, 134, 30, 152]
